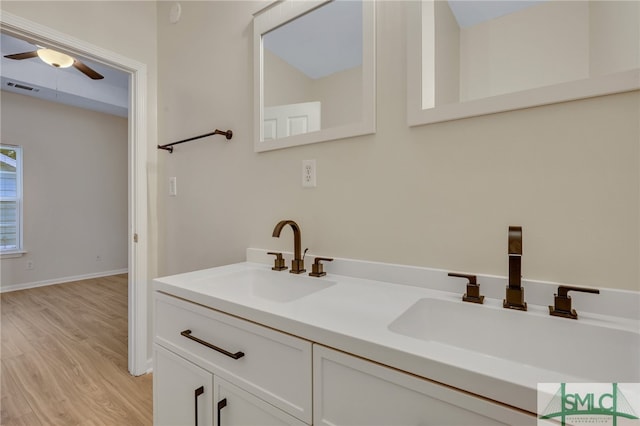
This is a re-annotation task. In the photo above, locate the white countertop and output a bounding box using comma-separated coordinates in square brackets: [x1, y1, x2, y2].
[153, 250, 640, 414]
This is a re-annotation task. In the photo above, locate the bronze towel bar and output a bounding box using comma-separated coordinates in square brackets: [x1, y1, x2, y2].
[158, 129, 233, 153]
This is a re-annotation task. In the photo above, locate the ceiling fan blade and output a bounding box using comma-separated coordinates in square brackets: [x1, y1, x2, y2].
[73, 59, 104, 80]
[4, 51, 39, 60]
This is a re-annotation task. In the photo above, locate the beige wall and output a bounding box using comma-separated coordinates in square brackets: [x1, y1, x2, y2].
[0, 92, 128, 289]
[460, 1, 590, 100]
[458, 1, 640, 101]
[589, 1, 640, 76]
[158, 1, 639, 292]
[0, 0, 160, 285]
[311, 66, 362, 129]
[265, 50, 362, 129]
[1, 1, 635, 293]
[264, 49, 313, 107]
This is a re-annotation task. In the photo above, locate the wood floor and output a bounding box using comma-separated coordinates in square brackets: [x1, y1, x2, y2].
[1, 274, 153, 425]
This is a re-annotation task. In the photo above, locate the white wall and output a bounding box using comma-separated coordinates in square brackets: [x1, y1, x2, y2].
[157, 1, 639, 292]
[0, 92, 128, 290]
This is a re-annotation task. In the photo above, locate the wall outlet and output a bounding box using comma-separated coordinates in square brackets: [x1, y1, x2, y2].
[26, 260, 34, 270]
[302, 159, 317, 188]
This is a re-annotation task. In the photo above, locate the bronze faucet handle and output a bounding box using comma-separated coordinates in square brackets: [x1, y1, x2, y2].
[309, 257, 333, 277]
[267, 252, 287, 271]
[549, 285, 600, 319]
[448, 273, 484, 304]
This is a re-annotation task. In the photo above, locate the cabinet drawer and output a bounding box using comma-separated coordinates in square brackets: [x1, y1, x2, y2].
[155, 292, 312, 424]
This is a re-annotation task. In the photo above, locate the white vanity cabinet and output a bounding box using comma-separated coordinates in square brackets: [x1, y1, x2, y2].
[313, 345, 536, 426]
[153, 291, 312, 426]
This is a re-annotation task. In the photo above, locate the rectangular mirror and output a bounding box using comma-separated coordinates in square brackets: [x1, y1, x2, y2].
[407, 0, 640, 126]
[254, 0, 375, 152]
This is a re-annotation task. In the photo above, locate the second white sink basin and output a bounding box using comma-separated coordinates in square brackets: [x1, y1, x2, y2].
[388, 297, 640, 381]
[194, 268, 336, 303]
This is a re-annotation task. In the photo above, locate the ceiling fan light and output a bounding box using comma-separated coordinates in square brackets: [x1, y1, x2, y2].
[37, 49, 74, 68]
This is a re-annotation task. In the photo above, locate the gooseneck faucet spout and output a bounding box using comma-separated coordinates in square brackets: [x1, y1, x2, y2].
[272, 220, 306, 274]
[504, 226, 527, 310]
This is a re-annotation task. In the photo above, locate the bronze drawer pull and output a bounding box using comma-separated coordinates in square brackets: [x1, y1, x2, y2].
[180, 329, 245, 360]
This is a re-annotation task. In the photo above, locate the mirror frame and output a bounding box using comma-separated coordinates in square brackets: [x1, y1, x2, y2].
[406, 1, 640, 126]
[254, 0, 376, 152]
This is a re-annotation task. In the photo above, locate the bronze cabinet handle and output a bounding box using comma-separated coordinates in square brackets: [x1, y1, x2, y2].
[549, 285, 600, 319]
[448, 272, 484, 304]
[217, 398, 227, 426]
[194, 386, 204, 426]
[180, 329, 245, 360]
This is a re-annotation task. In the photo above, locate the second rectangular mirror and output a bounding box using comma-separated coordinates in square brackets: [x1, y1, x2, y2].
[407, 0, 640, 126]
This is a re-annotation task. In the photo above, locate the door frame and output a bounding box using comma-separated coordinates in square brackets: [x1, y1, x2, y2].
[1, 12, 150, 375]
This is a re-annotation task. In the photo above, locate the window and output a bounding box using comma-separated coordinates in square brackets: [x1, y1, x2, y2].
[0, 145, 23, 253]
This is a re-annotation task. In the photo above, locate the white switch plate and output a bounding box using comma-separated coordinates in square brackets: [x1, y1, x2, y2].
[302, 159, 316, 187]
[169, 177, 177, 196]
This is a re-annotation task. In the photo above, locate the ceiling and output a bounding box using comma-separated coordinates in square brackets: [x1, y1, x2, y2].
[263, 0, 363, 80]
[448, 0, 545, 28]
[0, 32, 129, 117]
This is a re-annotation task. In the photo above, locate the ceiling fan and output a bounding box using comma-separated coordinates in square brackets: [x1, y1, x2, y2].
[4, 47, 104, 80]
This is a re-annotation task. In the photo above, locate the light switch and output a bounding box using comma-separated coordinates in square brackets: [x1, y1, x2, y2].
[169, 177, 177, 196]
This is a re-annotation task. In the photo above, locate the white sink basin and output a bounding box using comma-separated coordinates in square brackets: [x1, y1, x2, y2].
[388, 297, 640, 381]
[195, 268, 336, 303]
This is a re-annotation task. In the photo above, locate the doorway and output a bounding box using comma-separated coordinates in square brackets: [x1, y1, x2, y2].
[1, 12, 149, 375]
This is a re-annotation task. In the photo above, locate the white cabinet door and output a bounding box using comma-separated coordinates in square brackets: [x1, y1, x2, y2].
[214, 377, 307, 426]
[154, 345, 214, 426]
[313, 345, 535, 426]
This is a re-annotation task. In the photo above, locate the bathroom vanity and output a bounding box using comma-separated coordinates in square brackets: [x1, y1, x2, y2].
[153, 249, 640, 426]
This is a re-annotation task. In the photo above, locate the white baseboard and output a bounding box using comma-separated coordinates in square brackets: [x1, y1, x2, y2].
[0, 269, 129, 293]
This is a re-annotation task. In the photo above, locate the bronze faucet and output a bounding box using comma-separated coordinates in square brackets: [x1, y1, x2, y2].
[504, 226, 527, 310]
[272, 220, 306, 274]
